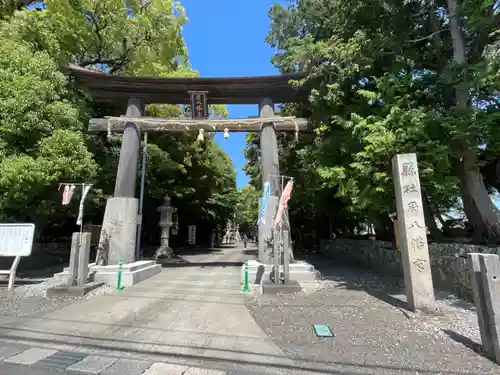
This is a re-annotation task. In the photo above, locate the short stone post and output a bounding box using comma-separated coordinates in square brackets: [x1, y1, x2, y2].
[76, 233, 92, 285]
[68, 232, 92, 286]
[472, 253, 500, 362]
[469, 253, 495, 358]
[392, 153, 435, 312]
[283, 230, 290, 284]
[272, 228, 281, 284]
[68, 233, 80, 286]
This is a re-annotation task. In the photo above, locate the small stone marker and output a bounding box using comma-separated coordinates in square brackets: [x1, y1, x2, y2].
[392, 153, 435, 312]
[77, 233, 92, 285]
[68, 233, 81, 286]
[68, 232, 92, 286]
[313, 324, 333, 338]
[477, 253, 500, 363]
[469, 253, 495, 359]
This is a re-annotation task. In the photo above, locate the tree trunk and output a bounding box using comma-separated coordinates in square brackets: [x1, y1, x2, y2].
[374, 212, 394, 241]
[433, 203, 447, 228]
[452, 158, 486, 242]
[479, 152, 500, 192]
[456, 157, 500, 240]
[446, 0, 500, 241]
[422, 192, 443, 241]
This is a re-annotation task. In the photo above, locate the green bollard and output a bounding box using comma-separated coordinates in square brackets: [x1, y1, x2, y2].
[243, 260, 249, 293]
[116, 259, 123, 292]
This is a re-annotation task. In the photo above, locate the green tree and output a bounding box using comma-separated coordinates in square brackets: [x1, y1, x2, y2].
[0, 37, 98, 234]
[254, 0, 500, 243]
[0, 1, 238, 247]
[235, 185, 260, 235]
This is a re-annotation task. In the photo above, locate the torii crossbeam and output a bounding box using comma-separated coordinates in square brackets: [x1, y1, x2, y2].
[89, 116, 308, 133]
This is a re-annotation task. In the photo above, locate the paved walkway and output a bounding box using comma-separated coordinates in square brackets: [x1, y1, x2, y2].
[0, 245, 300, 375]
[0, 245, 498, 374]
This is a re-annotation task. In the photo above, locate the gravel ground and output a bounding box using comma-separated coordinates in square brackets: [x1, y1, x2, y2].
[246, 261, 499, 375]
[0, 276, 114, 318]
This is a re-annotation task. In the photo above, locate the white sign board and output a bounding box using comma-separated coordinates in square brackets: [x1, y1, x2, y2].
[188, 225, 196, 245]
[0, 223, 35, 257]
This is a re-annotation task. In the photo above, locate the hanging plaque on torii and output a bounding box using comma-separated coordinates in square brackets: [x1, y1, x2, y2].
[189, 91, 209, 119]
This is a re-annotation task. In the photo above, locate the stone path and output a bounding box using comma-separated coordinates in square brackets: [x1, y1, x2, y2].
[0, 245, 300, 375]
[0, 245, 498, 374]
[0, 344, 242, 374]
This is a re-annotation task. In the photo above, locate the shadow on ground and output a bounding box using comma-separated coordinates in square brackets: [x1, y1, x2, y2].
[0, 324, 491, 375]
[298, 251, 476, 312]
[173, 247, 224, 255]
[443, 329, 484, 357]
[160, 261, 242, 268]
[290, 251, 493, 363]
[297, 251, 408, 305]
[243, 251, 497, 374]
[0, 263, 67, 289]
[243, 248, 258, 256]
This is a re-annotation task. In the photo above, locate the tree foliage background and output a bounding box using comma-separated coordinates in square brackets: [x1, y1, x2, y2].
[234, 185, 259, 236]
[0, 0, 238, 250]
[244, 0, 500, 248]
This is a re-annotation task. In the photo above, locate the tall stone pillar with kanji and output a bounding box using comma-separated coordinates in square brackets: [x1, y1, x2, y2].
[392, 153, 436, 312]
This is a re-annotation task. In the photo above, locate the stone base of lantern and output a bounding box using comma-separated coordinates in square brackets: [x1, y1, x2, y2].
[155, 245, 174, 260]
[54, 260, 162, 287]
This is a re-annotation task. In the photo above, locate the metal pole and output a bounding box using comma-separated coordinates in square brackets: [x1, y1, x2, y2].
[8, 256, 21, 291]
[243, 260, 249, 292]
[135, 132, 148, 261]
[116, 259, 123, 292]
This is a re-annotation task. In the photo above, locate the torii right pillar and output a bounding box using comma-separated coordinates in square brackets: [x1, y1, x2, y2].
[258, 98, 293, 265]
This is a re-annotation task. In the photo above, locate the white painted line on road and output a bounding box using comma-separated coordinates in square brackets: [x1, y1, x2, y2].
[67, 355, 117, 374]
[142, 362, 188, 375]
[4, 347, 57, 365]
[0, 345, 26, 360]
[184, 366, 227, 374]
[102, 358, 152, 375]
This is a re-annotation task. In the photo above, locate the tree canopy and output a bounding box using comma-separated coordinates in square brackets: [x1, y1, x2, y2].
[0, 1, 238, 247]
[234, 185, 260, 236]
[245, 0, 500, 247]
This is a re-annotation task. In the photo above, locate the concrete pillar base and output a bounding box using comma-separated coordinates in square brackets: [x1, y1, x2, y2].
[98, 197, 139, 266]
[54, 261, 161, 287]
[240, 260, 320, 285]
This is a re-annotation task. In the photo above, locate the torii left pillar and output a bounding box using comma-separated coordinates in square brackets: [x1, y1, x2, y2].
[99, 98, 143, 265]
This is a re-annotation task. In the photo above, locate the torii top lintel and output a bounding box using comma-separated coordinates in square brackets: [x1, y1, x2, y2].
[65, 64, 309, 105]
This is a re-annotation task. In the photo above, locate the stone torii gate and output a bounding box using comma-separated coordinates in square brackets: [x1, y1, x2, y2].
[68, 64, 318, 286]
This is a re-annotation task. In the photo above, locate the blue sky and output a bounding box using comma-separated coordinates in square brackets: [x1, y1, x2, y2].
[181, 0, 282, 188]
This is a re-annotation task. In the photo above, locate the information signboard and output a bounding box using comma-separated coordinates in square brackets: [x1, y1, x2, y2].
[0, 223, 35, 257]
[188, 225, 196, 245]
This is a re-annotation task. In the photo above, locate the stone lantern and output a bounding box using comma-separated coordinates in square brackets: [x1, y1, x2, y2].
[155, 195, 177, 260]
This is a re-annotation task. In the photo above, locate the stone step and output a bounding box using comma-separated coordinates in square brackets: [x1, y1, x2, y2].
[240, 261, 320, 284]
[52, 261, 161, 287]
